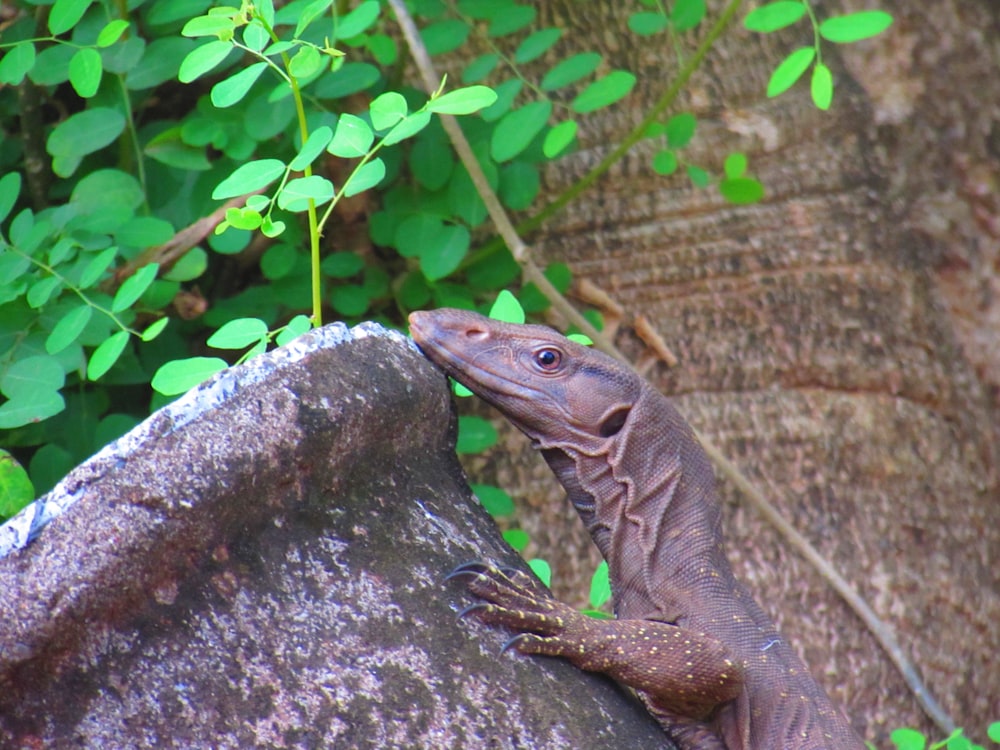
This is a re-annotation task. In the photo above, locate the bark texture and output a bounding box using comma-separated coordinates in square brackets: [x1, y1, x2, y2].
[0, 323, 671, 749]
[453, 1, 999, 744]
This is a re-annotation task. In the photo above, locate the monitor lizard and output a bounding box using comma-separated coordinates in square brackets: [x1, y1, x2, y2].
[409, 308, 864, 750]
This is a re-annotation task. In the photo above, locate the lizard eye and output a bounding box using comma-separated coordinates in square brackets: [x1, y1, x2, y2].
[533, 347, 562, 371]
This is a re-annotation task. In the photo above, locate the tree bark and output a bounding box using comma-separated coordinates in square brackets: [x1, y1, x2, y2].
[454, 1, 999, 744]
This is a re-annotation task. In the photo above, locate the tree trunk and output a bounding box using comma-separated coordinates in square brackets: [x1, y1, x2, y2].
[455, 1, 1000, 744]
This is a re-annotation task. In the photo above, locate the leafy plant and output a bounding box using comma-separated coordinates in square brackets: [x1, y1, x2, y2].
[744, 1, 893, 109]
[0, 0, 894, 533]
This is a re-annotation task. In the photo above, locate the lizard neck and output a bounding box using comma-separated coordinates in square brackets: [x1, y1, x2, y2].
[542, 387, 738, 625]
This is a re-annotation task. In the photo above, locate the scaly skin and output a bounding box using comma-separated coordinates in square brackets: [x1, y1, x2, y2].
[410, 308, 864, 750]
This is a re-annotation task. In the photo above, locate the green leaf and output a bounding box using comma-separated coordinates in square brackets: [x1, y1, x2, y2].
[514, 27, 562, 63]
[329, 284, 370, 316]
[426, 85, 498, 115]
[471, 484, 515, 517]
[127, 37, 194, 91]
[744, 1, 807, 32]
[151, 356, 228, 396]
[499, 161, 540, 210]
[288, 45, 323, 79]
[811, 62, 833, 110]
[572, 71, 636, 114]
[181, 14, 236, 39]
[502, 528, 529, 552]
[0, 172, 22, 223]
[489, 289, 525, 324]
[225, 207, 262, 231]
[289, 126, 333, 171]
[343, 158, 386, 197]
[321, 251, 363, 278]
[395, 214, 442, 259]
[888, 728, 926, 750]
[1, 355, 65, 399]
[381, 111, 432, 146]
[567, 333, 592, 346]
[314, 61, 380, 98]
[79, 247, 118, 289]
[115, 216, 175, 248]
[719, 177, 765, 204]
[277, 175, 334, 211]
[212, 159, 286, 200]
[589, 560, 611, 608]
[628, 12, 668, 36]
[528, 558, 551, 587]
[179, 39, 233, 83]
[370, 91, 408, 131]
[410, 133, 453, 190]
[27, 277, 62, 309]
[819, 11, 893, 43]
[45, 306, 93, 354]
[87, 331, 130, 380]
[29, 44, 73, 86]
[0, 390, 65, 430]
[420, 224, 469, 281]
[724, 152, 747, 178]
[207, 317, 268, 349]
[0, 450, 35, 519]
[260, 217, 286, 238]
[543, 119, 577, 158]
[671, 0, 706, 31]
[488, 5, 535, 37]
[328, 114, 374, 157]
[462, 53, 499, 84]
[452, 380, 473, 398]
[687, 164, 710, 188]
[335, 0, 380, 39]
[211, 62, 267, 108]
[141, 317, 169, 342]
[491, 100, 552, 162]
[163, 247, 208, 282]
[480, 78, 522, 121]
[420, 20, 470, 55]
[652, 149, 678, 175]
[456, 415, 498, 453]
[541, 52, 602, 91]
[0, 42, 36, 85]
[49, 0, 94, 35]
[47, 108, 126, 177]
[275, 315, 312, 347]
[112, 263, 159, 312]
[68, 48, 103, 98]
[97, 19, 131, 47]
[766, 47, 815, 97]
[295, 0, 333, 38]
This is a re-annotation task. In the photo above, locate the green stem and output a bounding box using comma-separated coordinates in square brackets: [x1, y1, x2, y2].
[249, 10, 323, 326]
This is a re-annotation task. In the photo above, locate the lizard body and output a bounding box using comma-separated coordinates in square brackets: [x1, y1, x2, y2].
[409, 308, 863, 750]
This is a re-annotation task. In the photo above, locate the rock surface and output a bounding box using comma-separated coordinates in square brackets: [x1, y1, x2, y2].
[0, 323, 670, 749]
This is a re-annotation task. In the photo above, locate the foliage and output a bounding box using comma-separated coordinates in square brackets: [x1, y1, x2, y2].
[866, 722, 1000, 750]
[744, 1, 894, 110]
[0, 0, 893, 532]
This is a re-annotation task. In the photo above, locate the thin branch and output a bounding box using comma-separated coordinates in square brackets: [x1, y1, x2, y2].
[388, 0, 955, 734]
[109, 190, 266, 289]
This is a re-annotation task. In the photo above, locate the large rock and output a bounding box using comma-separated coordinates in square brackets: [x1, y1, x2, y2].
[0, 322, 670, 749]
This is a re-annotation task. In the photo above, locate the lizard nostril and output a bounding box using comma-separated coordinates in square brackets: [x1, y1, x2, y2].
[464, 327, 489, 341]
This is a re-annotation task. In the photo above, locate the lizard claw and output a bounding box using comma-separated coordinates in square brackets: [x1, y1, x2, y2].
[457, 602, 491, 620]
[445, 560, 494, 582]
[500, 633, 536, 655]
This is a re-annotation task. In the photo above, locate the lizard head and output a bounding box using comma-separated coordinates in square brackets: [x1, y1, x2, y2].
[409, 308, 642, 451]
